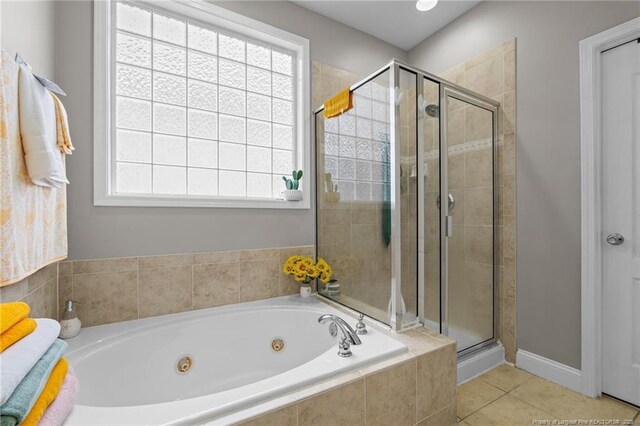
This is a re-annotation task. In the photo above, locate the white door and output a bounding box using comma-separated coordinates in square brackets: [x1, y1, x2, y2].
[602, 39, 640, 406]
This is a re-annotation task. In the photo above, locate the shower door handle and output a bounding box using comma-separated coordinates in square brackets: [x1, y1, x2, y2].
[445, 216, 453, 237]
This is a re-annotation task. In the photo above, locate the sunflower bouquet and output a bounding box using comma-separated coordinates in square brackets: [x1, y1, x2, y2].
[283, 256, 335, 285]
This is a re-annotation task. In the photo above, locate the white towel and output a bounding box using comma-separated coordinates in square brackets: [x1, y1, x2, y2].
[18, 62, 68, 188]
[0, 318, 61, 405]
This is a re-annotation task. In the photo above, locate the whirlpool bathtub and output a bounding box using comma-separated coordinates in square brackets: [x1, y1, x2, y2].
[65, 296, 407, 425]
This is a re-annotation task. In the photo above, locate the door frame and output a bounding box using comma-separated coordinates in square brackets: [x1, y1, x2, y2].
[579, 17, 640, 398]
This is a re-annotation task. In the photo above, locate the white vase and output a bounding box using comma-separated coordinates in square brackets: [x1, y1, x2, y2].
[300, 284, 311, 298]
[283, 189, 303, 201]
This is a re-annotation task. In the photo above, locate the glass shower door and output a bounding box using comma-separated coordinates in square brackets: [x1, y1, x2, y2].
[442, 88, 497, 354]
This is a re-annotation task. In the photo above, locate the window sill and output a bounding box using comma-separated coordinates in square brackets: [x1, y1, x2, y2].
[94, 193, 311, 209]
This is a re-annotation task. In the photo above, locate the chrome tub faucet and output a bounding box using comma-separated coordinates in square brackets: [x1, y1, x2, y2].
[318, 314, 362, 357]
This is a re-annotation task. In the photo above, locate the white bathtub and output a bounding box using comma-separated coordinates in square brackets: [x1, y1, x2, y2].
[65, 296, 407, 425]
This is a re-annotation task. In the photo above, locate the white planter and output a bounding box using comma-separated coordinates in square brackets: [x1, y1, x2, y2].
[283, 189, 303, 201]
[299, 284, 312, 298]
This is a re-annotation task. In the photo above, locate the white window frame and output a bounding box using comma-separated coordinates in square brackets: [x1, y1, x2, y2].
[94, 0, 311, 208]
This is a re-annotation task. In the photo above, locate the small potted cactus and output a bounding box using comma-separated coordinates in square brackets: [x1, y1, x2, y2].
[282, 170, 303, 201]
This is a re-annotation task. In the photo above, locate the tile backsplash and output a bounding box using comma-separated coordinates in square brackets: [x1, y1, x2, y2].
[1, 246, 314, 327]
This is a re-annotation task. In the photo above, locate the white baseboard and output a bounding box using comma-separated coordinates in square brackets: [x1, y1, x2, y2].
[516, 349, 582, 393]
[458, 344, 506, 385]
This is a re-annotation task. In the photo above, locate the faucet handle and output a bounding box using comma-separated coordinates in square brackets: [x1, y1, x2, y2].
[355, 313, 368, 335]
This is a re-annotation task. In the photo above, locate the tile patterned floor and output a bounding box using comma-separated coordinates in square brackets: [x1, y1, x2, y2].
[457, 364, 640, 425]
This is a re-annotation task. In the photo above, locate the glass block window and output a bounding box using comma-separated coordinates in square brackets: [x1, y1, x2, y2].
[323, 79, 391, 202]
[110, 1, 301, 201]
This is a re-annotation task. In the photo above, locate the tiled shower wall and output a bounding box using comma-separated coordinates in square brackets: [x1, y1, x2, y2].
[437, 39, 517, 361]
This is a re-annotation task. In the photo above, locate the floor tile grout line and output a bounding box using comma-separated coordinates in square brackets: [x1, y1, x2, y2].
[507, 392, 561, 420]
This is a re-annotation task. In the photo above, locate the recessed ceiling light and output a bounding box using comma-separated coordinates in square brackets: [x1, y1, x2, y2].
[416, 0, 438, 12]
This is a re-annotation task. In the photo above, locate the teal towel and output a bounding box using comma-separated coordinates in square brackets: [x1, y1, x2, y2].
[0, 339, 67, 426]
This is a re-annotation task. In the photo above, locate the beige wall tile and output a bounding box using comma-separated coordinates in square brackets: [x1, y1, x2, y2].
[504, 175, 515, 217]
[24, 279, 57, 320]
[28, 263, 57, 292]
[58, 275, 72, 319]
[138, 254, 194, 269]
[239, 259, 280, 302]
[193, 250, 241, 265]
[58, 261, 73, 276]
[193, 263, 239, 309]
[417, 343, 456, 420]
[465, 187, 493, 226]
[73, 257, 138, 275]
[240, 404, 297, 426]
[503, 91, 516, 135]
[73, 271, 138, 326]
[239, 248, 280, 261]
[465, 226, 493, 265]
[465, 56, 504, 98]
[464, 149, 493, 188]
[504, 49, 516, 92]
[138, 266, 193, 318]
[298, 379, 365, 426]
[366, 359, 417, 426]
[503, 133, 516, 176]
[0, 276, 29, 302]
[464, 106, 493, 142]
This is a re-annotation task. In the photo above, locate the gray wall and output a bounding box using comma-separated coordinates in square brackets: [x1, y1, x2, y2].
[53, 0, 406, 260]
[408, 1, 640, 369]
[1, 1, 56, 78]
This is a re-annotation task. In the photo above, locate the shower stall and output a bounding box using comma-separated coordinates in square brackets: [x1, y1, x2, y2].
[314, 60, 499, 358]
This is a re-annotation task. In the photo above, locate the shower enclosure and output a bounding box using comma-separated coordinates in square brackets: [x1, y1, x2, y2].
[314, 60, 499, 356]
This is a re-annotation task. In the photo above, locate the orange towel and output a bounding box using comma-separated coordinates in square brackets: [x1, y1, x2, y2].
[0, 318, 36, 352]
[323, 87, 353, 118]
[21, 358, 69, 426]
[0, 302, 30, 334]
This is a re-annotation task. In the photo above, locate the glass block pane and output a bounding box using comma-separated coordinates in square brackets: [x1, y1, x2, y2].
[153, 165, 186, 194]
[372, 183, 385, 200]
[356, 118, 372, 139]
[272, 74, 292, 100]
[272, 99, 293, 125]
[324, 117, 338, 133]
[153, 72, 186, 106]
[356, 160, 372, 181]
[324, 133, 339, 156]
[188, 138, 217, 168]
[219, 142, 246, 171]
[372, 121, 390, 142]
[339, 114, 356, 136]
[246, 93, 271, 121]
[153, 103, 186, 136]
[356, 139, 372, 160]
[339, 158, 355, 180]
[116, 32, 151, 68]
[372, 141, 390, 162]
[337, 180, 354, 201]
[219, 59, 245, 89]
[339, 135, 356, 158]
[218, 87, 245, 116]
[218, 114, 245, 143]
[116, 64, 151, 99]
[116, 129, 151, 163]
[188, 52, 217, 83]
[219, 34, 245, 62]
[247, 42, 271, 69]
[246, 66, 271, 96]
[247, 146, 271, 173]
[324, 155, 338, 179]
[188, 23, 217, 55]
[371, 82, 388, 101]
[187, 80, 217, 111]
[272, 175, 284, 198]
[188, 168, 218, 196]
[153, 12, 185, 46]
[356, 182, 371, 201]
[116, 3, 151, 36]
[372, 101, 387, 122]
[153, 134, 186, 166]
[272, 51, 292, 76]
[355, 96, 372, 118]
[372, 162, 385, 182]
[153, 41, 186, 76]
[272, 124, 293, 150]
[247, 120, 271, 147]
[219, 170, 246, 197]
[188, 110, 217, 139]
[272, 149, 293, 174]
[358, 82, 372, 98]
[116, 162, 151, 193]
[247, 173, 271, 198]
[116, 97, 151, 131]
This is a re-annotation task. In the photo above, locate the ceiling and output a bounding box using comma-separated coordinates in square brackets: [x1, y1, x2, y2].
[291, 0, 481, 51]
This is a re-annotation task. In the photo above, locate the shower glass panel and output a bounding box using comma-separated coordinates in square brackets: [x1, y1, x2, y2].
[443, 88, 497, 354]
[316, 69, 393, 324]
[422, 77, 441, 331]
